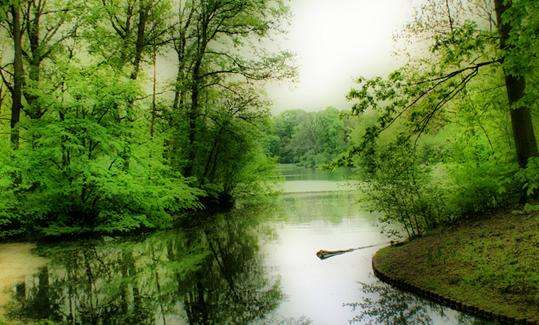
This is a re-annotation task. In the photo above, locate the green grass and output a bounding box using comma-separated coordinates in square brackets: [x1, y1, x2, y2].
[374, 211, 539, 322]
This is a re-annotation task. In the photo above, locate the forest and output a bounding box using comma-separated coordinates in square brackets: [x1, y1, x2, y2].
[0, 0, 293, 239]
[0, 0, 538, 323]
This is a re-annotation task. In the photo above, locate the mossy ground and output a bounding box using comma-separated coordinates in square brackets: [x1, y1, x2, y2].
[373, 211, 539, 322]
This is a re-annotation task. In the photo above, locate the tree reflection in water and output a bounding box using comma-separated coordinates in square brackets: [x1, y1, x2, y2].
[345, 282, 487, 325]
[4, 209, 283, 324]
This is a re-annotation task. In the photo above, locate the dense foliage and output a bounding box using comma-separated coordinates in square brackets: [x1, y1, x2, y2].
[0, 0, 293, 239]
[344, 0, 539, 238]
[269, 107, 353, 168]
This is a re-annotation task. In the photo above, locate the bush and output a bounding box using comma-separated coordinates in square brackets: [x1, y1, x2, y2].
[521, 157, 539, 199]
[359, 132, 531, 241]
[0, 65, 201, 240]
[0, 139, 201, 239]
[363, 137, 452, 239]
[448, 159, 521, 216]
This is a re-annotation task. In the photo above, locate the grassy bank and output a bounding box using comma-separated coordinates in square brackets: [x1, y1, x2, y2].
[373, 210, 539, 322]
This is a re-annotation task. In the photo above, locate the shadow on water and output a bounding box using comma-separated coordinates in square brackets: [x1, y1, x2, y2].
[345, 282, 490, 325]
[3, 207, 284, 324]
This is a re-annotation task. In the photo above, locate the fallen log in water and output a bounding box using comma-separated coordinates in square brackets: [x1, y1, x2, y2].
[316, 241, 395, 260]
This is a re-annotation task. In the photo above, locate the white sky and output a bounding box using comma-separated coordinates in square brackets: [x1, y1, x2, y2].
[266, 0, 417, 113]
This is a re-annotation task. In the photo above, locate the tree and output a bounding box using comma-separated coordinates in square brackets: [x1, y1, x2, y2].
[494, 0, 537, 168]
[347, 0, 537, 170]
[0, 0, 81, 147]
[339, 0, 539, 237]
[90, 0, 171, 78]
[21, 0, 81, 119]
[172, 0, 292, 178]
[0, 0, 294, 239]
[0, 2, 24, 149]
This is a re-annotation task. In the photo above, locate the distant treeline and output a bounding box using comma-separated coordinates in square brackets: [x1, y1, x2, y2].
[268, 107, 360, 168]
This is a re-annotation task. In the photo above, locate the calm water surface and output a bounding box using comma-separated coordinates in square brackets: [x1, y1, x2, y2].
[0, 165, 480, 324]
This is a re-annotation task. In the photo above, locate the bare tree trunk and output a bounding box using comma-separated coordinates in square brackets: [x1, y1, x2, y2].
[185, 34, 205, 177]
[494, 0, 538, 169]
[10, 4, 24, 150]
[185, 10, 209, 178]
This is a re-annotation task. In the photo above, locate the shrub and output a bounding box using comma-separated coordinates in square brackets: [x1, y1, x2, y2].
[448, 159, 521, 216]
[363, 137, 452, 239]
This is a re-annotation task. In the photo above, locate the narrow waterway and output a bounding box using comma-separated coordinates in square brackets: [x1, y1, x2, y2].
[0, 165, 478, 324]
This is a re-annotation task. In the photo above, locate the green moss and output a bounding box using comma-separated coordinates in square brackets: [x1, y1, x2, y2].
[374, 211, 539, 322]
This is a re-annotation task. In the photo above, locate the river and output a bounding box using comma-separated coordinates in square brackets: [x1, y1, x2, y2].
[0, 165, 478, 324]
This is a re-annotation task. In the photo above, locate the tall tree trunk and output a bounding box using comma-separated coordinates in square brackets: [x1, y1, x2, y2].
[10, 4, 24, 150]
[172, 48, 186, 112]
[26, 7, 42, 118]
[171, 39, 187, 171]
[150, 46, 157, 137]
[130, 0, 148, 81]
[121, 0, 149, 171]
[184, 14, 209, 178]
[494, 0, 538, 168]
[185, 68, 199, 177]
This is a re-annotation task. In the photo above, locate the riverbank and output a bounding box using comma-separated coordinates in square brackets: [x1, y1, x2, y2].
[373, 210, 539, 323]
[0, 192, 238, 243]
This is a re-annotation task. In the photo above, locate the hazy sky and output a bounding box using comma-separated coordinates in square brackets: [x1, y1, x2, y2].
[266, 0, 417, 113]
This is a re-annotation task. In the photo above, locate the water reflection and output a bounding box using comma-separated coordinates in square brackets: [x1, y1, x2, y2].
[2, 166, 480, 324]
[4, 209, 283, 324]
[275, 164, 360, 195]
[345, 282, 486, 325]
[274, 192, 367, 225]
[277, 164, 353, 181]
